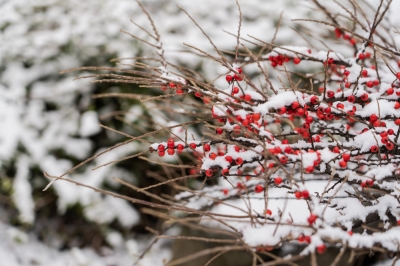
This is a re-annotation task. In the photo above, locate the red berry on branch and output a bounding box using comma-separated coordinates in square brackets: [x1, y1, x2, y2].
[252, 113, 261, 121]
[226, 75, 233, 83]
[327, 90, 334, 98]
[339, 160, 347, 168]
[366, 81, 374, 88]
[387, 88, 394, 95]
[236, 68, 242, 74]
[233, 74, 243, 81]
[302, 190, 310, 199]
[358, 53, 365, 60]
[225, 156, 233, 163]
[254, 185, 264, 193]
[189, 143, 197, 150]
[235, 157, 243, 165]
[360, 93, 369, 101]
[216, 128, 223, 135]
[293, 57, 301, 64]
[209, 152, 217, 160]
[158, 150, 165, 157]
[316, 244, 327, 254]
[167, 148, 175, 155]
[294, 191, 302, 199]
[222, 168, 229, 175]
[232, 87, 239, 94]
[336, 103, 344, 109]
[177, 144, 185, 153]
[307, 214, 318, 224]
[342, 153, 351, 162]
[203, 143, 211, 152]
[305, 166, 314, 173]
[265, 209, 272, 215]
[292, 102, 300, 109]
[310, 96, 319, 105]
[244, 94, 252, 101]
[386, 142, 395, 150]
[176, 89, 184, 94]
[347, 95, 355, 103]
[205, 169, 213, 177]
[362, 70, 368, 77]
[222, 189, 228, 195]
[274, 177, 283, 185]
[158, 144, 165, 151]
[280, 156, 288, 164]
[396, 72, 400, 79]
[370, 145, 378, 153]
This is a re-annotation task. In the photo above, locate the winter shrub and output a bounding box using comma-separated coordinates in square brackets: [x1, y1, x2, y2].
[50, 0, 400, 265]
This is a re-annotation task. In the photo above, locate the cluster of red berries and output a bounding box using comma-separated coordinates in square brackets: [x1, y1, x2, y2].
[268, 54, 303, 67]
[334, 28, 357, 46]
[294, 190, 310, 199]
[225, 67, 243, 83]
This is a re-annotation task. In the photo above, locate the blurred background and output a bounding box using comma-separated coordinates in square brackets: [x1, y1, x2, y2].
[3, 0, 398, 265]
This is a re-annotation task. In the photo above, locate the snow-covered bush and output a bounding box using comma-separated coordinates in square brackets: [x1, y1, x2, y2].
[58, 0, 400, 264]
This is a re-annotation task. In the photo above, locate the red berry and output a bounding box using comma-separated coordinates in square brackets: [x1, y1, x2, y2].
[265, 209, 272, 216]
[395, 119, 400, 125]
[316, 244, 327, 254]
[339, 160, 347, 168]
[358, 53, 365, 60]
[305, 166, 314, 173]
[387, 88, 394, 95]
[370, 145, 378, 153]
[343, 70, 350, 76]
[302, 190, 310, 199]
[282, 139, 289, 144]
[332, 147, 340, 153]
[244, 94, 252, 101]
[342, 153, 351, 162]
[294, 191, 302, 199]
[158, 150, 165, 157]
[360, 93, 369, 101]
[194, 91, 202, 97]
[176, 89, 184, 94]
[234, 146, 241, 152]
[366, 81, 374, 88]
[336, 103, 344, 109]
[225, 156, 233, 163]
[396, 72, 400, 79]
[334, 28, 342, 38]
[307, 214, 318, 224]
[167, 138, 175, 148]
[304, 236, 311, 244]
[348, 231, 353, 236]
[232, 87, 239, 94]
[205, 169, 213, 177]
[235, 157, 243, 165]
[177, 144, 185, 152]
[293, 57, 301, 64]
[236, 68, 242, 74]
[292, 102, 300, 109]
[189, 143, 197, 150]
[373, 80, 379, 86]
[216, 128, 223, 135]
[167, 148, 175, 155]
[221, 168, 229, 176]
[233, 74, 242, 81]
[226, 75, 233, 83]
[209, 152, 217, 160]
[386, 142, 395, 150]
[370, 114, 378, 122]
[395, 102, 400, 109]
[280, 156, 288, 164]
[274, 177, 283, 185]
[252, 113, 261, 121]
[347, 95, 355, 103]
[254, 185, 264, 193]
[203, 143, 211, 152]
[222, 189, 228, 195]
[158, 144, 165, 151]
[362, 70, 368, 77]
[310, 96, 319, 105]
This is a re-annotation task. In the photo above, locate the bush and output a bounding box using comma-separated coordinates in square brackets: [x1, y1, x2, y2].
[55, 0, 400, 265]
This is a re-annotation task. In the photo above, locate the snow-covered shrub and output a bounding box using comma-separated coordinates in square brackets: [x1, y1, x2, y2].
[59, 0, 400, 264]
